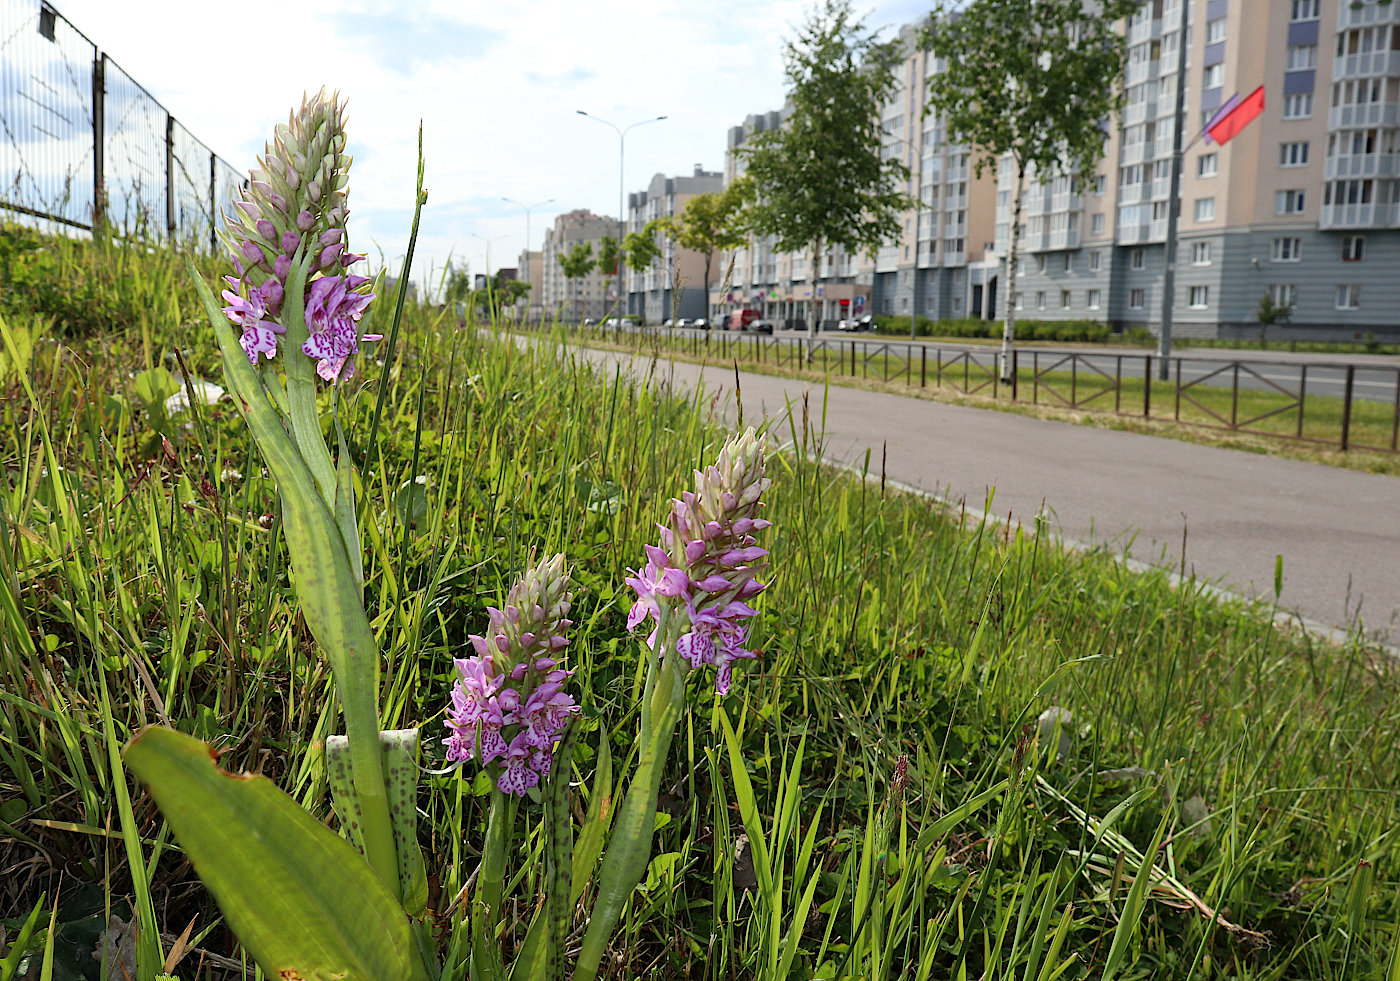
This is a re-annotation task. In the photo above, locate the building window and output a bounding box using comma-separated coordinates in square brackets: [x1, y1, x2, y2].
[1062, 253, 1072, 272]
[1286, 45, 1318, 70]
[1198, 153, 1218, 177]
[1336, 284, 1361, 309]
[1291, 0, 1319, 21]
[1206, 18, 1227, 44]
[1194, 197, 1216, 222]
[1279, 142, 1310, 167]
[1036, 254, 1048, 274]
[1342, 236, 1365, 261]
[1093, 174, 1107, 194]
[1192, 241, 1211, 264]
[1089, 250, 1102, 271]
[1131, 248, 1145, 270]
[1015, 291, 1023, 310]
[1036, 291, 1046, 309]
[1092, 212, 1105, 234]
[1283, 93, 1313, 119]
[1275, 189, 1306, 214]
[1153, 201, 1170, 221]
[1188, 285, 1209, 308]
[1129, 288, 1145, 309]
[1203, 64, 1224, 89]
[1271, 237, 1302, 261]
[1061, 290, 1072, 309]
[1087, 288, 1101, 309]
[1268, 284, 1297, 307]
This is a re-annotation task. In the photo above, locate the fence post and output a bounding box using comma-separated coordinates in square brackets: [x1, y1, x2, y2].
[91, 53, 106, 231]
[165, 113, 176, 242]
[1297, 364, 1308, 439]
[1144, 355, 1151, 417]
[1340, 364, 1355, 451]
[921, 345, 927, 388]
[1230, 363, 1240, 428]
[1174, 358, 1182, 421]
[209, 152, 217, 252]
[1011, 349, 1018, 401]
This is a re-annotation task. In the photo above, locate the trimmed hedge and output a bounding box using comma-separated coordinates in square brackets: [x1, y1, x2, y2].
[871, 315, 1113, 343]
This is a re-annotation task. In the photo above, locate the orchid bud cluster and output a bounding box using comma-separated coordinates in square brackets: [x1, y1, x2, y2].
[217, 89, 379, 382]
[626, 428, 771, 694]
[443, 554, 580, 796]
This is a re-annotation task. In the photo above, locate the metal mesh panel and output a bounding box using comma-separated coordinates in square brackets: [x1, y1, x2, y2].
[170, 120, 212, 247]
[1, 0, 244, 247]
[101, 54, 164, 238]
[212, 156, 246, 255]
[0, 0, 97, 228]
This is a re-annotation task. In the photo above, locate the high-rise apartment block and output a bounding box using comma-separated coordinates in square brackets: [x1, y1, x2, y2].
[656, 1, 1400, 339]
[540, 209, 617, 321]
[625, 165, 725, 321]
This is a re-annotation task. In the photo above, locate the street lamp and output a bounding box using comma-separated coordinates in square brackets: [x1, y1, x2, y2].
[575, 110, 668, 319]
[501, 196, 554, 258]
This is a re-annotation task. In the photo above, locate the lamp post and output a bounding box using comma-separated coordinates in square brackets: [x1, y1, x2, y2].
[501, 196, 554, 259]
[575, 110, 668, 319]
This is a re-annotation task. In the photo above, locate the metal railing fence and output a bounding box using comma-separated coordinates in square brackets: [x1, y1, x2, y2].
[0, 0, 243, 247]
[590, 325, 1400, 455]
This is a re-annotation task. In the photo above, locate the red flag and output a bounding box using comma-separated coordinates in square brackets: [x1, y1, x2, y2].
[1206, 86, 1264, 146]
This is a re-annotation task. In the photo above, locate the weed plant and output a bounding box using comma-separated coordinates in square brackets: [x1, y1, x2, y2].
[1, 227, 1398, 979]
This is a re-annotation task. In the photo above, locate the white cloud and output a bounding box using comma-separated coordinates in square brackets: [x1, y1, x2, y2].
[42, 0, 929, 286]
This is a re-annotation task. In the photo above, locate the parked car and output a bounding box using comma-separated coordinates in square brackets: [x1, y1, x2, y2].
[692, 317, 710, 330]
[747, 319, 775, 334]
[724, 309, 762, 331]
[582, 317, 597, 327]
[662, 318, 674, 328]
[677, 318, 693, 328]
[838, 315, 877, 332]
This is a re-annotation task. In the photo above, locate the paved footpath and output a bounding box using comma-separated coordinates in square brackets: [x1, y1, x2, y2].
[565, 342, 1400, 644]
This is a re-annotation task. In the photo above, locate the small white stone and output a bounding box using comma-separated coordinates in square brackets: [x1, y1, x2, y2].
[1037, 706, 1074, 761]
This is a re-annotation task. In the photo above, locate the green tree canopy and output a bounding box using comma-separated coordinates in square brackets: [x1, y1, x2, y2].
[558, 242, 595, 321]
[651, 178, 752, 321]
[921, 0, 1139, 374]
[740, 0, 914, 356]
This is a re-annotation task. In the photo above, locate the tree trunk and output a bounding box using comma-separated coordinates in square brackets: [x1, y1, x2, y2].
[703, 253, 712, 325]
[1001, 161, 1026, 383]
[806, 240, 820, 363]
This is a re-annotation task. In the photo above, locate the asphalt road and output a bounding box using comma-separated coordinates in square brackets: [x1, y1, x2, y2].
[608, 325, 1400, 403]
[558, 339, 1400, 644]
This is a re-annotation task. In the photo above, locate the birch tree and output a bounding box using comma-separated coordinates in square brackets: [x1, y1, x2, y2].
[921, 0, 1138, 378]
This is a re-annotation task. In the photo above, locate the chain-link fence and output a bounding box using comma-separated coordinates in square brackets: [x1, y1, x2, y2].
[0, 0, 243, 247]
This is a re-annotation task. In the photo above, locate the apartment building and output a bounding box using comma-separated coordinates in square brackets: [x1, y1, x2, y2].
[540, 209, 618, 321]
[516, 249, 544, 322]
[1002, 0, 1400, 338]
[624, 165, 725, 322]
[718, 108, 874, 326]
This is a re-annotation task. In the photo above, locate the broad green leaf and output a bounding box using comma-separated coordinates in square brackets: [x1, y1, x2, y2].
[186, 257, 399, 894]
[326, 729, 428, 917]
[124, 726, 429, 981]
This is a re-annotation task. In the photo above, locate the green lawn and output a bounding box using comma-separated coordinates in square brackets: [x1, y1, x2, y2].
[2, 229, 1398, 979]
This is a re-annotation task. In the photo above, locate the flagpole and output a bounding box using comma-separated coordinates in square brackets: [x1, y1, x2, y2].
[1156, 0, 1191, 379]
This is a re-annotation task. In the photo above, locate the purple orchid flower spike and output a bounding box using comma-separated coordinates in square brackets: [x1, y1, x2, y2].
[221, 283, 287, 365]
[624, 428, 771, 694]
[443, 554, 580, 797]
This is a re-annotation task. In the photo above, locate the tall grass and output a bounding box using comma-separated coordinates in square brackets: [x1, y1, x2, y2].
[1, 226, 1397, 979]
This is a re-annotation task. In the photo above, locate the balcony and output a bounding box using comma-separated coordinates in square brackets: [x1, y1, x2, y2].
[1329, 101, 1400, 129]
[1127, 15, 1162, 45]
[1333, 49, 1400, 80]
[1320, 202, 1400, 228]
[1124, 102, 1150, 126]
[1126, 60, 1161, 87]
[942, 250, 966, 267]
[1119, 183, 1146, 205]
[1122, 142, 1148, 165]
[1118, 222, 1145, 245]
[1338, 1, 1400, 29]
[1325, 152, 1399, 179]
[1049, 192, 1083, 212]
[1047, 228, 1081, 250]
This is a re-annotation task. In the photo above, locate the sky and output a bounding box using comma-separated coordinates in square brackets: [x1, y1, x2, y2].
[51, 0, 931, 291]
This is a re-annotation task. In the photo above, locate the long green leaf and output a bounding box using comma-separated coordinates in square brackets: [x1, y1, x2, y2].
[124, 726, 429, 981]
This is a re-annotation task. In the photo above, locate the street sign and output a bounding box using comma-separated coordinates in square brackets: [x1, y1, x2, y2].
[854, 295, 865, 310]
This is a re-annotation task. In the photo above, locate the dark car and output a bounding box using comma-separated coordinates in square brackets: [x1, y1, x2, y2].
[838, 314, 877, 332]
[747, 319, 775, 334]
[692, 317, 710, 330]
